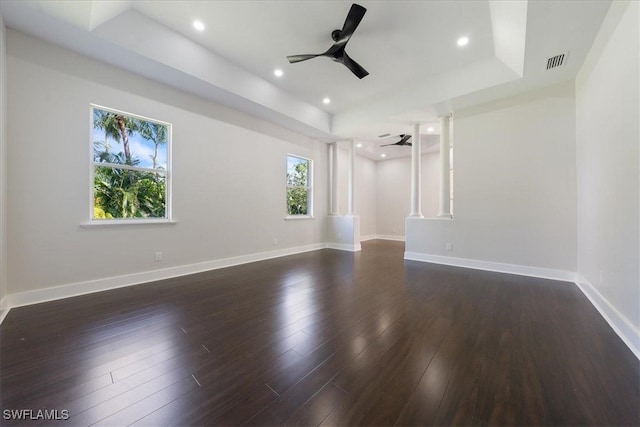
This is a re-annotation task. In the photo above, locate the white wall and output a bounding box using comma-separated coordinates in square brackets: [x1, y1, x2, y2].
[328, 143, 376, 241]
[6, 30, 328, 295]
[376, 157, 409, 237]
[575, 1, 639, 352]
[327, 142, 376, 244]
[336, 145, 349, 215]
[423, 152, 440, 219]
[355, 155, 377, 238]
[407, 82, 577, 274]
[0, 15, 7, 313]
[376, 152, 440, 238]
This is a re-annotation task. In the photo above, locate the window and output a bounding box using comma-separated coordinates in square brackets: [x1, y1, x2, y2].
[91, 105, 171, 222]
[286, 155, 312, 217]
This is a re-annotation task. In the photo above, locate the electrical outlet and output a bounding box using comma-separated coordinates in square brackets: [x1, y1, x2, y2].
[446, 243, 453, 251]
[155, 251, 163, 262]
[273, 238, 278, 246]
[337, 233, 342, 239]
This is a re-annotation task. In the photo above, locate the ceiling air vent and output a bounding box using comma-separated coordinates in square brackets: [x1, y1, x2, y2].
[546, 52, 568, 70]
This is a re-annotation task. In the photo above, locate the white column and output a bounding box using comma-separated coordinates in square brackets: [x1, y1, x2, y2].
[409, 123, 423, 217]
[347, 139, 356, 215]
[329, 142, 339, 215]
[438, 115, 452, 218]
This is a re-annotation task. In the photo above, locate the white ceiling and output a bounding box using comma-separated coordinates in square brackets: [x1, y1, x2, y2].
[0, 0, 612, 160]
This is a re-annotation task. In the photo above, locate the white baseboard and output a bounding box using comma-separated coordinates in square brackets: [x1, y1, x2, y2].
[4, 244, 637, 361]
[574, 274, 639, 359]
[5, 243, 327, 311]
[404, 251, 639, 360]
[375, 234, 406, 242]
[0, 296, 9, 324]
[359, 234, 406, 242]
[404, 251, 576, 282]
[326, 242, 362, 252]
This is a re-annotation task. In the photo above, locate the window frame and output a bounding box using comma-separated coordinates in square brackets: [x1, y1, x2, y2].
[88, 104, 173, 226]
[285, 154, 313, 219]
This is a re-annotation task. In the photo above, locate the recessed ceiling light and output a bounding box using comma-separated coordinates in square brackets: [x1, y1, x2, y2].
[380, 153, 386, 158]
[457, 36, 469, 47]
[193, 20, 205, 31]
[274, 69, 283, 77]
[323, 97, 331, 105]
[427, 127, 434, 132]
[356, 143, 362, 148]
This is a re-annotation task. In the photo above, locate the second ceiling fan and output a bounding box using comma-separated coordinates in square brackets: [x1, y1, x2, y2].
[286, 3, 369, 79]
[381, 134, 412, 147]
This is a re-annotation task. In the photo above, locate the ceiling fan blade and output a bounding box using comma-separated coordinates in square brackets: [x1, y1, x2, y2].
[336, 3, 367, 46]
[342, 51, 369, 79]
[380, 143, 399, 147]
[287, 54, 320, 64]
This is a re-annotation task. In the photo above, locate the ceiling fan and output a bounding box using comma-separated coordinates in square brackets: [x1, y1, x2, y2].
[286, 3, 369, 79]
[381, 134, 412, 147]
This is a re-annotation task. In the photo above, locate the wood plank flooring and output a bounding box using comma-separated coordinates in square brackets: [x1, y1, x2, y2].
[1, 240, 638, 426]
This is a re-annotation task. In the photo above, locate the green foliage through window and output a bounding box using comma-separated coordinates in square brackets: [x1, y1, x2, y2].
[92, 106, 170, 220]
[286, 155, 311, 216]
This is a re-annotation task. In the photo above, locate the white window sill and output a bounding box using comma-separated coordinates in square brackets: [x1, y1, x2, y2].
[81, 219, 177, 228]
[284, 215, 314, 220]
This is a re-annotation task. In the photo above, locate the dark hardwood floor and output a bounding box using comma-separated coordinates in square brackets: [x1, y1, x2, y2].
[1, 240, 638, 426]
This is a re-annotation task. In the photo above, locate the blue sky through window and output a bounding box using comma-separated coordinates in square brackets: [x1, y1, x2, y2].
[92, 108, 168, 170]
[287, 155, 308, 186]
